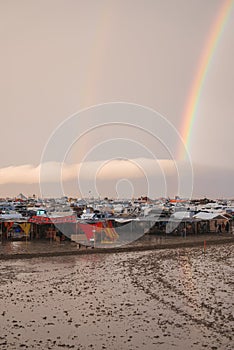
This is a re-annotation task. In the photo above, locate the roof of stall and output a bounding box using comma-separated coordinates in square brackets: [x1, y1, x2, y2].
[193, 212, 229, 220]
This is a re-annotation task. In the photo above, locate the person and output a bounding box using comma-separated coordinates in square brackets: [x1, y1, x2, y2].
[218, 223, 222, 233]
[225, 221, 230, 233]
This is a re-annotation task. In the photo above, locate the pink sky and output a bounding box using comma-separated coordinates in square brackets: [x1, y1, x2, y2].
[0, 0, 234, 198]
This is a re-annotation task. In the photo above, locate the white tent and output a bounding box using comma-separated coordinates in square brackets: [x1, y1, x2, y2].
[193, 212, 228, 220]
[170, 211, 192, 220]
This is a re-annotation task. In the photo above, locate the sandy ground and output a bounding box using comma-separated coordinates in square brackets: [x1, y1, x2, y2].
[0, 243, 233, 350]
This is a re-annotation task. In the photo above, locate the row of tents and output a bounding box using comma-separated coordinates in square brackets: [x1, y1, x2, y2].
[0, 211, 233, 244]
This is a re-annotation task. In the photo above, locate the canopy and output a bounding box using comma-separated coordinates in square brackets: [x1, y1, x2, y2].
[28, 215, 76, 224]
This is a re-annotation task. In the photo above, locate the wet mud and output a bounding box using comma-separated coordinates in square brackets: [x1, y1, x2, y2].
[0, 244, 233, 349]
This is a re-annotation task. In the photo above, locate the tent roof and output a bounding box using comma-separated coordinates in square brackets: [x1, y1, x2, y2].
[193, 212, 228, 220]
[170, 211, 192, 220]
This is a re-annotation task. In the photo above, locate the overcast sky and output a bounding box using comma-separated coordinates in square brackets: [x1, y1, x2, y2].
[0, 0, 234, 199]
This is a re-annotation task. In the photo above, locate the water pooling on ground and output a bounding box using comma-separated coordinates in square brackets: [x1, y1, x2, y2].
[0, 244, 233, 349]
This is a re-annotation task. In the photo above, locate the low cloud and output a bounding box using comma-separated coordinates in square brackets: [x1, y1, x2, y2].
[95, 158, 177, 179]
[1, 160, 234, 199]
[0, 158, 180, 185]
[0, 164, 39, 185]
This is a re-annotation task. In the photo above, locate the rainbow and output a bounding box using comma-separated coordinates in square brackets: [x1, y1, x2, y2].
[179, 0, 234, 159]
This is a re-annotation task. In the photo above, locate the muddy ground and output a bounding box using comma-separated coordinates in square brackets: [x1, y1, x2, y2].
[0, 243, 233, 349]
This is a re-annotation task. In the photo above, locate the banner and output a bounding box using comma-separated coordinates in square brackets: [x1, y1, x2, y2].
[19, 223, 31, 236]
[103, 221, 119, 240]
[4, 222, 14, 231]
[78, 223, 94, 240]
[78, 221, 119, 242]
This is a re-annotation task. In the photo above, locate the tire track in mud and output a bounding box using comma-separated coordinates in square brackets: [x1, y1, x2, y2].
[123, 250, 234, 342]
